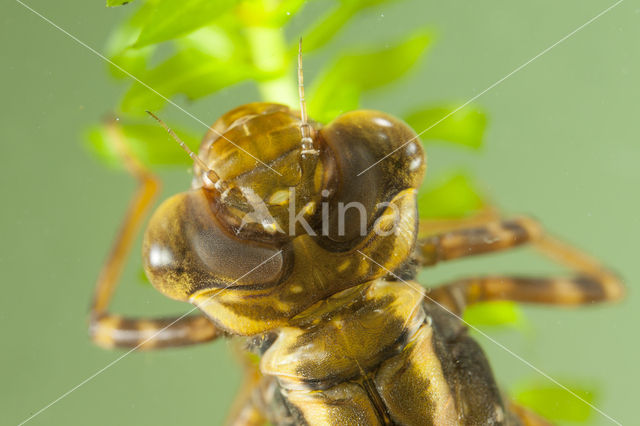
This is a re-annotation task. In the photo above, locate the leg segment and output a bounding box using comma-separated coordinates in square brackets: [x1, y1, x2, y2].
[416, 216, 623, 314]
[417, 205, 500, 238]
[89, 120, 222, 349]
[428, 274, 617, 317]
[90, 314, 221, 350]
[415, 216, 542, 266]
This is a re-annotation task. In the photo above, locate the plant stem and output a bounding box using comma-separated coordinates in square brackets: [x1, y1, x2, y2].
[245, 26, 298, 107]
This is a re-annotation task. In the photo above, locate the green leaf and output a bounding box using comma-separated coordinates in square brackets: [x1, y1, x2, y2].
[237, 0, 306, 27]
[85, 121, 200, 168]
[302, 0, 399, 52]
[120, 23, 258, 113]
[108, 45, 154, 81]
[418, 173, 483, 219]
[309, 31, 431, 123]
[178, 24, 241, 59]
[463, 301, 525, 329]
[310, 82, 361, 124]
[404, 105, 487, 149]
[513, 381, 598, 422]
[120, 46, 258, 114]
[105, 4, 156, 78]
[107, 0, 133, 6]
[133, 0, 237, 48]
[301, 6, 353, 52]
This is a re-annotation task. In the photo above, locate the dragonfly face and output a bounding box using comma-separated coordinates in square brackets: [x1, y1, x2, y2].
[142, 102, 426, 335]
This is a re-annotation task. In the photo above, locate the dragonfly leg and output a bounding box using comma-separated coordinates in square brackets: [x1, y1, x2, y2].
[88, 119, 223, 350]
[427, 273, 621, 317]
[90, 314, 222, 349]
[416, 216, 543, 266]
[417, 205, 500, 238]
[416, 216, 623, 315]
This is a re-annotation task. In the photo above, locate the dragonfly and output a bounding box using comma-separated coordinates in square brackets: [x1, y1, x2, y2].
[88, 42, 624, 425]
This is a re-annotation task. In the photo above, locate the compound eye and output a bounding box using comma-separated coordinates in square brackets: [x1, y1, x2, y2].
[317, 110, 425, 246]
[189, 217, 284, 287]
[143, 189, 286, 301]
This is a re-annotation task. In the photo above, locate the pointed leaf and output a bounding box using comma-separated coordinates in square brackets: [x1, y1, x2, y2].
[86, 121, 200, 168]
[133, 0, 237, 48]
[309, 31, 431, 123]
[405, 105, 487, 149]
[418, 174, 484, 219]
[301, 6, 353, 53]
[513, 381, 598, 422]
[178, 24, 242, 59]
[105, 4, 157, 78]
[109, 45, 154, 81]
[303, 0, 402, 52]
[120, 47, 259, 114]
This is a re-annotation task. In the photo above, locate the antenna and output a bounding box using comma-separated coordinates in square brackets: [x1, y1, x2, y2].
[146, 111, 225, 189]
[298, 38, 318, 156]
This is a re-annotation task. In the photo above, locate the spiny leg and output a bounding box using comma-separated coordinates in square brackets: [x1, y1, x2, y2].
[415, 216, 623, 314]
[89, 119, 222, 350]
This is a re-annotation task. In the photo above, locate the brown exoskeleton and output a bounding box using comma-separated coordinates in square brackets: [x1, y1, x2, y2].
[89, 42, 624, 425]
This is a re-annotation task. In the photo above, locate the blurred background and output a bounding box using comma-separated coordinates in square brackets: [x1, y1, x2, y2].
[1, 0, 638, 425]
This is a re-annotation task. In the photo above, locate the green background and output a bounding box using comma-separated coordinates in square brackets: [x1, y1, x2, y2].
[2, 0, 638, 425]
